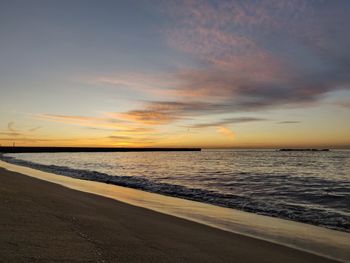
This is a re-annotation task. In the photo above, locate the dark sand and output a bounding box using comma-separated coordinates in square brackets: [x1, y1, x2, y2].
[0, 167, 339, 263]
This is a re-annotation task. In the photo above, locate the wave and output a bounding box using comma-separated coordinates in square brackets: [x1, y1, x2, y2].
[1, 154, 349, 232]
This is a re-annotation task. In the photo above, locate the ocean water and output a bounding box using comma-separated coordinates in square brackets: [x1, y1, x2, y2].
[2, 150, 350, 232]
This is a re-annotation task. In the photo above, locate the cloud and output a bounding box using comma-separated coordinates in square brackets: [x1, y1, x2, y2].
[116, 101, 219, 125]
[109, 0, 350, 132]
[107, 135, 155, 143]
[34, 113, 158, 142]
[107, 135, 133, 140]
[2, 122, 21, 136]
[20, 0, 349, 147]
[217, 126, 235, 140]
[277, 121, 300, 124]
[69, 1, 350, 136]
[159, 0, 350, 114]
[35, 113, 135, 131]
[7, 122, 16, 132]
[0, 122, 43, 142]
[0, 132, 21, 136]
[334, 101, 350, 109]
[188, 117, 267, 128]
[86, 126, 154, 133]
[0, 137, 78, 143]
[115, 100, 269, 128]
[117, 110, 177, 125]
[96, 73, 177, 97]
[29, 126, 42, 132]
[37, 114, 101, 123]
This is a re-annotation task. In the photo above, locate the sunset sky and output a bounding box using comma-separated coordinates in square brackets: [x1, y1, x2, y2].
[1, 0, 350, 148]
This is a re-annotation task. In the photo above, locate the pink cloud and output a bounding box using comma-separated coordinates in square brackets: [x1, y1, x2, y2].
[217, 126, 235, 140]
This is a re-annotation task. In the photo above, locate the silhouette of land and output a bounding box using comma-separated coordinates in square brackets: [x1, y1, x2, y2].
[0, 146, 201, 153]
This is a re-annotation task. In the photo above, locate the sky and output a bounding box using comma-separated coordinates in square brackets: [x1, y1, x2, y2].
[0, 0, 350, 148]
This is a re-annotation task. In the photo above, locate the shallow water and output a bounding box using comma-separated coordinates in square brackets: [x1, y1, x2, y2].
[2, 149, 350, 232]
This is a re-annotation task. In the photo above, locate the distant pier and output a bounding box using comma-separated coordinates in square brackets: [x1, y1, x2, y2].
[0, 147, 201, 153]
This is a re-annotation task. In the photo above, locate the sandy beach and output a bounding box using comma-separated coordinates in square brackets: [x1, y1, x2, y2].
[0, 167, 340, 263]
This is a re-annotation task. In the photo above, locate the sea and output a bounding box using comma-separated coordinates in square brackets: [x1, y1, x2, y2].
[1, 149, 349, 233]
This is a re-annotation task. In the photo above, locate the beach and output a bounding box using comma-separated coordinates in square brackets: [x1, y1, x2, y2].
[0, 167, 340, 263]
[1, 0, 350, 262]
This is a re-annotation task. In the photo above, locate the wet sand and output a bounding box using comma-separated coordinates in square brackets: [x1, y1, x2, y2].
[0, 167, 339, 263]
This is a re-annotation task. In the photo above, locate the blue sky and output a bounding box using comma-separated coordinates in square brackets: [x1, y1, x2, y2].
[1, 0, 349, 147]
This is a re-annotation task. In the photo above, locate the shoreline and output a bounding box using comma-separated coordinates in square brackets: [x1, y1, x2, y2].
[1, 160, 350, 262]
[0, 166, 342, 263]
[2, 153, 349, 234]
[1, 160, 349, 262]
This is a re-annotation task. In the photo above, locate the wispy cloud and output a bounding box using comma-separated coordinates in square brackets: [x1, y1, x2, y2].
[37, 114, 103, 123]
[107, 135, 155, 143]
[96, 73, 177, 95]
[35, 114, 134, 131]
[334, 101, 350, 109]
[0, 132, 21, 136]
[188, 117, 267, 128]
[29, 126, 42, 132]
[0, 137, 72, 142]
[158, 0, 350, 114]
[7, 1, 348, 147]
[35, 113, 157, 141]
[107, 135, 134, 140]
[217, 126, 235, 140]
[115, 101, 217, 125]
[103, 0, 350, 134]
[117, 110, 177, 125]
[7, 122, 16, 132]
[277, 121, 300, 124]
[0, 122, 45, 144]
